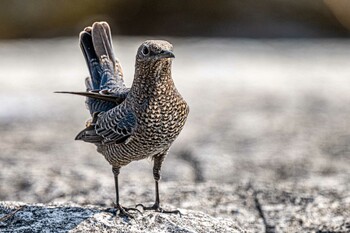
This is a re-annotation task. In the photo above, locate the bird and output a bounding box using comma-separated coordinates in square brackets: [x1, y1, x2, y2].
[56, 22, 189, 218]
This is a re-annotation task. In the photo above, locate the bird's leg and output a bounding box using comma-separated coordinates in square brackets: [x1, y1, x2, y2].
[136, 154, 181, 215]
[111, 166, 141, 218]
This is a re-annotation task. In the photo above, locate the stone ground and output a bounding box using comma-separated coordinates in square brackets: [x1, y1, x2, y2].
[0, 201, 244, 233]
[0, 38, 349, 232]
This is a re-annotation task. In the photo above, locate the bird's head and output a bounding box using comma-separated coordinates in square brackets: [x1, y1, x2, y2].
[136, 40, 175, 62]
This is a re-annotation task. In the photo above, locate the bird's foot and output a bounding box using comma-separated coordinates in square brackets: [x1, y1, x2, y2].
[109, 203, 142, 219]
[136, 203, 182, 216]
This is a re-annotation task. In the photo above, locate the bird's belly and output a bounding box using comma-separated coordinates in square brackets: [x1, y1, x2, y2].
[97, 120, 183, 166]
[97, 138, 169, 166]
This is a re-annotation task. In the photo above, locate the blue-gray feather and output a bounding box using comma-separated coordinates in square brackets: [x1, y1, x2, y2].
[79, 23, 128, 115]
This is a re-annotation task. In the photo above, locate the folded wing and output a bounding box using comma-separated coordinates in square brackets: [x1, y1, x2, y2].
[76, 105, 137, 145]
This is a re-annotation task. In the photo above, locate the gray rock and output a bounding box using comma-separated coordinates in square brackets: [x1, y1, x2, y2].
[0, 201, 244, 233]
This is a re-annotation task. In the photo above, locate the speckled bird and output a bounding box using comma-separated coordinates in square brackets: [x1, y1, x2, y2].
[57, 22, 189, 217]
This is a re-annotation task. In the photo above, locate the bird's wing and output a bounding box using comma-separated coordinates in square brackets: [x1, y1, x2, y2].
[75, 105, 137, 145]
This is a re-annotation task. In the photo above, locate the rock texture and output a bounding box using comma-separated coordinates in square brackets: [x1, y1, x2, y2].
[1, 181, 349, 232]
[0, 201, 243, 233]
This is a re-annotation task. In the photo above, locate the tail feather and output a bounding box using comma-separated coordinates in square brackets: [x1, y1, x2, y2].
[101, 22, 113, 49]
[54, 91, 125, 104]
[92, 22, 116, 66]
[57, 22, 127, 115]
[77, 22, 127, 114]
[91, 22, 124, 90]
[79, 30, 101, 90]
[100, 22, 125, 81]
[56, 22, 129, 140]
[85, 77, 93, 92]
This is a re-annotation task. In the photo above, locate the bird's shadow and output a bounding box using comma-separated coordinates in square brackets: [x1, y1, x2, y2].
[0, 204, 131, 232]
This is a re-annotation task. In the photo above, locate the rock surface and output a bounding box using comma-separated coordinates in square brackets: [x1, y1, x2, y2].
[0, 201, 243, 233]
[1, 181, 349, 232]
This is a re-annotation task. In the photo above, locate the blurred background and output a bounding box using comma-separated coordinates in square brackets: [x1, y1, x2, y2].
[0, 0, 349, 231]
[0, 0, 350, 38]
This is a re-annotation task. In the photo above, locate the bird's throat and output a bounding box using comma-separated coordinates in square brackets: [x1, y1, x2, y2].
[131, 60, 175, 100]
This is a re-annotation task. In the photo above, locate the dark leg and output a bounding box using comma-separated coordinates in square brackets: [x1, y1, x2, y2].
[111, 167, 141, 218]
[136, 154, 181, 215]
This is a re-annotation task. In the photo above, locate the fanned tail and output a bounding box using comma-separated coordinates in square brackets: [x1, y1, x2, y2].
[77, 22, 128, 115]
[55, 22, 130, 142]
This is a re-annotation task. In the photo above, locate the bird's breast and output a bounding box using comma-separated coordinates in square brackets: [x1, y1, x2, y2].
[135, 93, 188, 146]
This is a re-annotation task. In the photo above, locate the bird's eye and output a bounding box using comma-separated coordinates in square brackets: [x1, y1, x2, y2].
[142, 46, 150, 56]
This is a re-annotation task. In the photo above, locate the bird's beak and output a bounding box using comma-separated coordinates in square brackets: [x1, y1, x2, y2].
[159, 50, 175, 58]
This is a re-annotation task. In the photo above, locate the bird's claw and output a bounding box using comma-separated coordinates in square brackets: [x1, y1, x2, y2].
[111, 203, 142, 219]
[136, 203, 182, 216]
